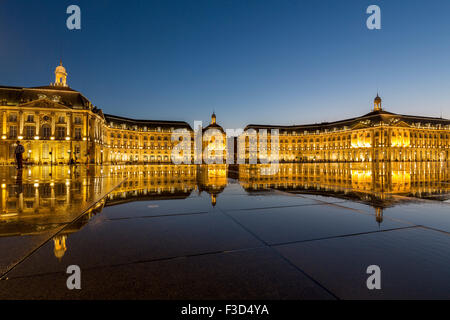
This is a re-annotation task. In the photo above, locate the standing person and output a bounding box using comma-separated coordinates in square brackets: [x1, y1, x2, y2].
[14, 141, 25, 169]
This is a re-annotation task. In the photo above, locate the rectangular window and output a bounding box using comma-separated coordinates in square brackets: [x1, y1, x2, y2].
[41, 126, 51, 139]
[26, 115, 34, 122]
[59, 145, 65, 158]
[42, 144, 49, 159]
[56, 127, 66, 139]
[74, 116, 82, 124]
[74, 128, 82, 139]
[25, 126, 35, 139]
[58, 116, 65, 124]
[9, 126, 17, 138]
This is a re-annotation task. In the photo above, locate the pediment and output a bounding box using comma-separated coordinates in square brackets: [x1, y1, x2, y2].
[351, 120, 372, 130]
[96, 109, 105, 119]
[17, 98, 71, 110]
[397, 120, 411, 128]
[388, 118, 411, 128]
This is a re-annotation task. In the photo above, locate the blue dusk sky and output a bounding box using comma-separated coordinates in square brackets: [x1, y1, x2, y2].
[0, 0, 449, 129]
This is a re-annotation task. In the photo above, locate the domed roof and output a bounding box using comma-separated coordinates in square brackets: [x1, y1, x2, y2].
[203, 112, 224, 133]
[203, 122, 225, 133]
[55, 61, 67, 74]
[374, 94, 382, 103]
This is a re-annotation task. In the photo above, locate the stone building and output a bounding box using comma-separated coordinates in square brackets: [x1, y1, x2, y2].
[1, 63, 449, 165]
[245, 94, 450, 162]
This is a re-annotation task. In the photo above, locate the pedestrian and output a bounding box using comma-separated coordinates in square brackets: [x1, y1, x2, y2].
[14, 140, 25, 169]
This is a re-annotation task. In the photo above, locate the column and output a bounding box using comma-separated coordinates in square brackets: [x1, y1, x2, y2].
[35, 111, 40, 135]
[19, 111, 24, 136]
[51, 112, 56, 137]
[2, 111, 6, 135]
[67, 113, 72, 137]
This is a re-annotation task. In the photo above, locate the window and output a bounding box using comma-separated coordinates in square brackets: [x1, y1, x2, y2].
[59, 145, 65, 158]
[41, 125, 51, 139]
[56, 127, 66, 139]
[74, 128, 82, 140]
[8, 113, 17, 122]
[74, 116, 82, 124]
[9, 126, 17, 138]
[42, 144, 49, 159]
[26, 114, 34, 122]
[58, 116, 65, 124]
[25, 126, 35, 139]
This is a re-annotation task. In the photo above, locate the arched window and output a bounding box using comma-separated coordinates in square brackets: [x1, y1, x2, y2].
[41, 125, 51, 139]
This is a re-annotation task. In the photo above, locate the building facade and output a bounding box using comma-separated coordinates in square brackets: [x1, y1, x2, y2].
[1, 64, 449, 165]
[245, 94, 450, 163]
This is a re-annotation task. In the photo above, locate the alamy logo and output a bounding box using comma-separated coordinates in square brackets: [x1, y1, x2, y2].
[66, 5, 81, 30]
[366, 5, 381, 30]
[366, 265, 381, 290]
[66, 265, 81, 290]
[170, 122, 280, 175]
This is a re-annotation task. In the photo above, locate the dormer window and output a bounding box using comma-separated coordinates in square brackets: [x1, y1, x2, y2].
[8, 113, 17, 122]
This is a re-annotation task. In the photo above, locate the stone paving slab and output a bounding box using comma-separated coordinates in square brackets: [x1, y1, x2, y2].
[0, 247, 334, 300]
[274, 226, 450, 299]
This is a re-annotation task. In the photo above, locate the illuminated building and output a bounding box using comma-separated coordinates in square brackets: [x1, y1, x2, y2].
[245, 95, 450, 162]
[1, 63, 449, 165]
[202, 112, 227, 164]
[0, 63, 196, 165]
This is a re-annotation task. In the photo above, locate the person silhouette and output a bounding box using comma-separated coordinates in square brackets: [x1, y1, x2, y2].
[16, 168, 23, 197]
[14, 141, 25, 169]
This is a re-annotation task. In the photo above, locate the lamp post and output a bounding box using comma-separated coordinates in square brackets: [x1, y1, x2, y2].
[49, 148, 53, 177]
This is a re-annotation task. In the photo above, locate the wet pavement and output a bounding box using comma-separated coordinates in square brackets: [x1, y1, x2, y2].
[0, 163, 449, 299]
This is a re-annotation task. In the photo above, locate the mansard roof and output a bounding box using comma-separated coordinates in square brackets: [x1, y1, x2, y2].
[245, 109, 450, 133]
[104, 113, 192, 130]
[203, 122, 225, 133]
[0, 85, 92, 109]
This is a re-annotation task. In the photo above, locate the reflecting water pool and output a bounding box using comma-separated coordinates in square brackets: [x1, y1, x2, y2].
[0, 162, 449, 299]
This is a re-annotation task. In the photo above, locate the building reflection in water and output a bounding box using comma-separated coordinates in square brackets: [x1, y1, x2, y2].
[0, 162, 449, 259]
